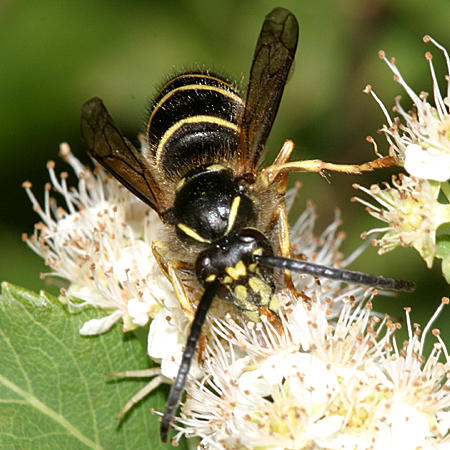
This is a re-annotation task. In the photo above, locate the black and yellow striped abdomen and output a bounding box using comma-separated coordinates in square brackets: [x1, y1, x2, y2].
[147, 72, 244, 180]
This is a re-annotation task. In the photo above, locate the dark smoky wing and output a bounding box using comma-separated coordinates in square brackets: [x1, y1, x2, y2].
[81, 97, 161, 213]
[239, 7, 299, 174]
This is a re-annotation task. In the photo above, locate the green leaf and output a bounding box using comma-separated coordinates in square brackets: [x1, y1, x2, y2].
[441, 255, 450, 285]
[436, 234, 450, 259]
[0, 282, 184, 449]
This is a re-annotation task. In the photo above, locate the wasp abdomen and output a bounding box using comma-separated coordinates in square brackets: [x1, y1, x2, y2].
[147, 72, 244, 179]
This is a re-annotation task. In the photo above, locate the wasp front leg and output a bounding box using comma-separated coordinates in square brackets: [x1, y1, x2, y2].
[152, 241, 195, 321]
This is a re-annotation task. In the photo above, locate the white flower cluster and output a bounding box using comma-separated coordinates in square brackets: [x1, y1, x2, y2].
[363, 36, 450, 182]
[355, 37, 450, 274]
[23, 143, 175, 335]
[352, 174, 450, 268]
[178, 296, 449, 449]
[24, 145, 450, 449]
[23, 144, 210, 386]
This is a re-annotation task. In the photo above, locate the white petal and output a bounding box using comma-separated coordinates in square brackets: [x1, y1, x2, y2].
[79, 310, 123, 335]
[148, 277, 179, 309]
[283, 353, 339, 407]
[147, 311, 180, 360]
[127, 297, 151, 326]
[388, 403, 430, 449]
[308, 415, 344, 441]
[68, 284, 108, 307]
[404, 144, 450, 181]
[147, 310, 204, 380]
[160, 342, 185, 379]
[238, 367, 272, 397]
[436, 411, 450, 437]
[112, 241, 153, 283]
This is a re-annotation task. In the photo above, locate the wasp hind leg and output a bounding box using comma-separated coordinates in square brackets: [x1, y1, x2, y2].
[261, 139, 396, 185]
[107, 368, 167, 419]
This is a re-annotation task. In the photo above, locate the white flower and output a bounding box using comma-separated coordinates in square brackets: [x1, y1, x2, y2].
[25, 147, 450, 449]
[173, 294, 449, 449]
[405, 143, 450, 182]
[147, 308, 203, 380]
[364, 36, 450, 182]
[352, 175, 450, 267]
[23, 143, 175, 334]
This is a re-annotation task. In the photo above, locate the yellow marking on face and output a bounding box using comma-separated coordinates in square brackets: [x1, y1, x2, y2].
[177, 223, 211, 243]
[176, 177, 186, 191]
[249, 276, 272, 306]
[249, 276, 262, 292]
[248, 263, 257, 272]
[234, 284, 248, 300]
[225, 196, 241, 235]
[234, 296, 258, 312]
[234, 260, 247, 278]
[243, 310, 260, 322]
[269, 294, 280, 314]
[252, 248, 263, 256]
[205, 274, 216, 282]
[225, 265, 239, 280]
[225, 260, 247, 280]
[222, 276, 233, 285]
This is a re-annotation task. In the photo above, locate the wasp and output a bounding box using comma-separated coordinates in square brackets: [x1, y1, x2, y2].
[80, 7, 415, 442]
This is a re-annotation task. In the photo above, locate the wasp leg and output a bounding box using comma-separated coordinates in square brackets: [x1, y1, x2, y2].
[272, 139, 295, 166]
[262, 140, 396, 184]
[152, 241, 195, 321]
[107, 368, 167, 419]
[271, 202, 300, 299]
[152, 240, 170, 279]
[261, 140, 294, 191]
[274, 204, 291, 259]
[259, 142, 299, 293]
[263, 142, 309, 300]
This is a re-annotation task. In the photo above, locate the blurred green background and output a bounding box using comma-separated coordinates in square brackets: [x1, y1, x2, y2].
[1, 0, 448, 340]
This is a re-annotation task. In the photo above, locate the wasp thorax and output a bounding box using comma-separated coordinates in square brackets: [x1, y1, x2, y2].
[172, 165, 255, 244]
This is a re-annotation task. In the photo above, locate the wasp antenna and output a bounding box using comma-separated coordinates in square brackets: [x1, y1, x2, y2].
[160, 280, 220, 442]
[255, 255, 415, 292]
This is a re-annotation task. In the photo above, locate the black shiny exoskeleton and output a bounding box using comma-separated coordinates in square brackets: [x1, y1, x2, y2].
[80, 7, 415, 442]
[167, 166, 256, 244]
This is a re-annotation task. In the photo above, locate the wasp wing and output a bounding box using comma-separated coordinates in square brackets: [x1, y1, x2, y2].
[81, 97, 162, 213]
[238, 7, 299, 174]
